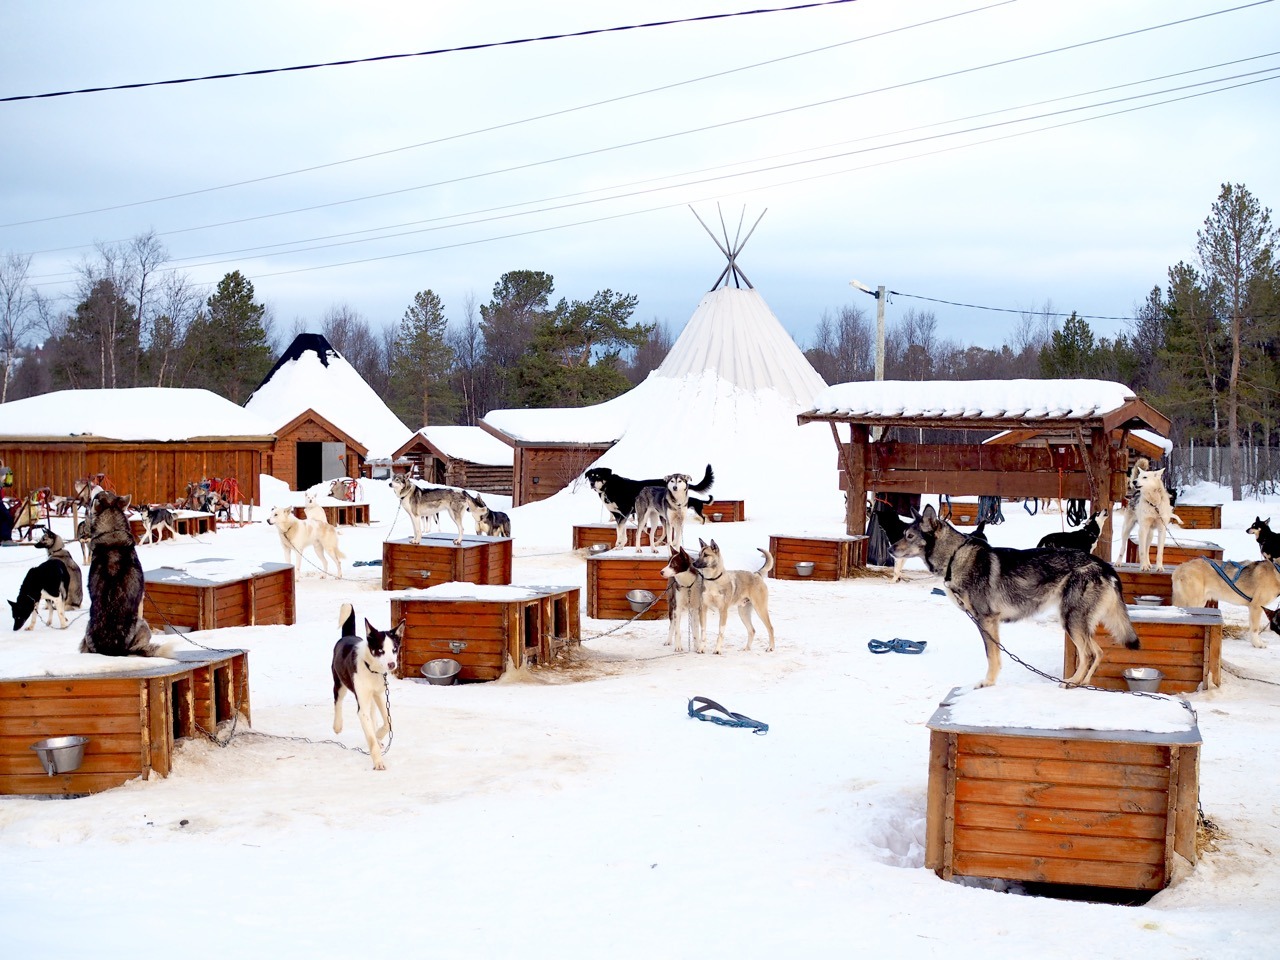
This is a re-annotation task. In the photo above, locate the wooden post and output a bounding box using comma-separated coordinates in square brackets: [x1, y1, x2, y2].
[833, 422, 868, 536]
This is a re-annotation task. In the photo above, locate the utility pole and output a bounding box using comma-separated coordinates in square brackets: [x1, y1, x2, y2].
[850, 280, 886, 380]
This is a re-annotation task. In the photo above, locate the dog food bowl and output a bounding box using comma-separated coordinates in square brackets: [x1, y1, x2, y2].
[794, 561, 816, 577]
[1134, 595, 1163, 607]
[30, 736, 89, 776]
[1122, 667, 1164, 693]
[421, 658, 461, 685]
[626, 589, 656, 613]
[711, 512, 723, 522]
[588, 542, 610, 555]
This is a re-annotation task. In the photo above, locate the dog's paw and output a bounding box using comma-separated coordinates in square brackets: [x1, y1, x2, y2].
[372, 760, 386, 771]
[1251, 636, 1269, 649]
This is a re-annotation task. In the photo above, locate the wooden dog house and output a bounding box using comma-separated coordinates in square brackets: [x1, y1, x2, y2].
[391, 584, 580, 681]
[768, 533, 867, 581]
[1065, 605, 1223, 693]
[0, 649, 250, 797]
[925, 685, 1200, 891]
[572, 523, 663, 551]
[586, 550, 672, 620]
[381, 535, 513, 591]
[142, 560, 296, 631]
[1124, 536, 1223, 569]
[1175, 504, 1222, 530]
[797, 381, 1171, 558]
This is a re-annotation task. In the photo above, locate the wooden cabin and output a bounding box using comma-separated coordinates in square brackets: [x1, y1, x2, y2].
[264, 407, 369, 492]
[478, 423, 612, 507]
[392, 426, 514, 496]
[797, 380, 1171, 559]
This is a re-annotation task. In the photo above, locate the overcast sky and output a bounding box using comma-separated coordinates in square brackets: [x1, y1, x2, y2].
[3, 0, 1278, 354]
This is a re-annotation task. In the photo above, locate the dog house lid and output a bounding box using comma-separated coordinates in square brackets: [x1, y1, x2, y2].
[1126, 533, 1222, 550]
[1126, 605, 1223, 625]
[396, 582, 576, 602]
[926, 685, 1201, 745]
[145, 559, 292, 586]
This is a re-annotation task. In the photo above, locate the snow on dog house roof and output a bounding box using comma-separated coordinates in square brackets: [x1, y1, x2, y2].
[394, 426, 514, 466]
[798, 378, 1169, 434]
[0, 388, 276, 441]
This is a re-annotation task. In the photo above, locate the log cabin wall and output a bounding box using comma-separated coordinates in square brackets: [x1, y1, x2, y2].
[0, 441, 269, 506]
[271, 417, 356, 490]
[514, 444, 612, 506]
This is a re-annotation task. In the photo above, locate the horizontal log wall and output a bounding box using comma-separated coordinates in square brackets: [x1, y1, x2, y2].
[587, 554, 670, 620]
[1067, 614, 1221, 692]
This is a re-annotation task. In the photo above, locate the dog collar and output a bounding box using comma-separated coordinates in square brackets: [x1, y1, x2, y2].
[364, 662, 384, 675]
[698, 571, 723, 581]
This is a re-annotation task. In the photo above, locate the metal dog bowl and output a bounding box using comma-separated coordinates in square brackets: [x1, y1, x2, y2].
[1122, 667, 1164, 693]
[588, 542, 610, 555]
[30, 736, 89, 776]
[421, 658, 461, 685]
[711, 512, 723, 522]
[794, 561, 816, 577]
[1134, 595, 1163, 607]
[626, 589, 656, 613]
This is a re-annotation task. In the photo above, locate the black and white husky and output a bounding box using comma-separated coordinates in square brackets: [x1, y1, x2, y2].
[9, 558, 71, 630]
[892, 505, 1137, 688]
[331, 603, 405, 771]
[139, 505, 177, 544]
[389, 475, 469, 546]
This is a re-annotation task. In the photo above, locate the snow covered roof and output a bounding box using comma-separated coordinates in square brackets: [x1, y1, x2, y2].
[481, 389, 637, 446]
[399, 426, 514, 466]
[0, 388, 276, 441]
[656, 287, 827, 407]
[801, 378, 1165, 429]
[244, 333, 412, 460]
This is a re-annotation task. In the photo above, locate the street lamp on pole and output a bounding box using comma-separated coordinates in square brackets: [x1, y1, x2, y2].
[850, 280, 886, 381]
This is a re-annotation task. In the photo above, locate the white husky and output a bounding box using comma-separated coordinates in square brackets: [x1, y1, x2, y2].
[1132, 466, 1182, 571]
[267, 505, 344, 576]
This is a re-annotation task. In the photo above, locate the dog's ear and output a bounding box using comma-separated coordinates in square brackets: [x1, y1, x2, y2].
[391, 618, 406, 642]
[698, 538, 708, 549]
[921, 504, 937, 522]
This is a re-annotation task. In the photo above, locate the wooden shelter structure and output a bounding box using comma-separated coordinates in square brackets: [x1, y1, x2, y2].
[393, 426, 514, 496]
[474, 427, 612, 506]
[797, 380, 1170, 554]
[0, 388, 275, 506]
[266, 407, 369, 491]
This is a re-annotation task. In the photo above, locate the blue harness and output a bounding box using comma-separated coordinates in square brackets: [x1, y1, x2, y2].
[1205, 559, 1254, 602]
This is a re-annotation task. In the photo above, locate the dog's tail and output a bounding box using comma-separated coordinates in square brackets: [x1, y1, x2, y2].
[339, 601, 356, 636]
[690, 464, 714, 494]
[757, 547, 774, 576]
[1100, 578, 1141, 651]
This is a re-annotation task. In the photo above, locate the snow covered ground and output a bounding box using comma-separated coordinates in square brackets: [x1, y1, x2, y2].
[1, 474, 1278, 959]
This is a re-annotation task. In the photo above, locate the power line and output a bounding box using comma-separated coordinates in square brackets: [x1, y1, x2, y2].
[0, 0, 863, 103]
[0, 0, 1014, 230]
[12, 1, 1264, 250]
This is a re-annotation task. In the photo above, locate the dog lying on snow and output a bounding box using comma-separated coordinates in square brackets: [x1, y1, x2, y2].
[691, 539, 775, 655]
[331, 603, 404, 771]
[267, 505, 344, 577]
[892, 505, 1138, 688]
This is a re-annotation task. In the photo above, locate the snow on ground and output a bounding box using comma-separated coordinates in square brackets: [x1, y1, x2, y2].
[1, 473, 1279, 958]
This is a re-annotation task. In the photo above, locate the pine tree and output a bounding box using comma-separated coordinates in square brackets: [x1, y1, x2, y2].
[185, 271, 274, 403]
[389, 289, 457, 427]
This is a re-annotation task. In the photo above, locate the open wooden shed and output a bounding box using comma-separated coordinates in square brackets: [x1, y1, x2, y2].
[393, 426, 514, 497]
[797, 380, 1170, 553]
[478, 424, 613, 507]
[265, 407, 369, 492]
[0, 388, 275, 506]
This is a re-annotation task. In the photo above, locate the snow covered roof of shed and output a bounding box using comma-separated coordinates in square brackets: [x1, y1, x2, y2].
[396, 426, 514, 466]
[244, 333, 412, 460]
[0, 388, 276, 441]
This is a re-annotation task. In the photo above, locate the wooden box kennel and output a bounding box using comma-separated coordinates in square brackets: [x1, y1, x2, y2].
[706, 500, 745, 522]
[1114, 564, 1175, 605]
[391, 585, 581, 682]
[942, 501, 983, 525]
[1065, 606, 1223, 694]
[925, 687, 1201, 891]
[291, 502, 370, 525]
[768, 533, 868, 581]
[1174, 504, 1222, 530]
[1125, 536, 1223, 569]
[143, 560, 296, 631]
[572, 523, 661, 551]
[129, 510, 218, 543]
[0, 649, 250, 797]
[586, 550, 671, 620]
[381, 534, 513, 591]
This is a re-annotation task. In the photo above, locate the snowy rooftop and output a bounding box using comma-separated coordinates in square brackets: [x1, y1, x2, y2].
[802, 379, 1141, 422]
[0, 388, 276, 441]
[408, 426, 514, 466]
[245, 333, 413, 460]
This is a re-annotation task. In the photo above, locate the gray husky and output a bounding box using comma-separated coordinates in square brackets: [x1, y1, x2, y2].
[389, 475, 468, 546]
[35, 527, 84, 608]
[892, 504, 1138, 688]
[80, 491, 172, 658]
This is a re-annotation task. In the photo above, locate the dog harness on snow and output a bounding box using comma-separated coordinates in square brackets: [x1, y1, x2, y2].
[687, 696, 768, 735]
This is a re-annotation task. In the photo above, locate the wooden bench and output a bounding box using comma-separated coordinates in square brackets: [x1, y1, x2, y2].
[0, 649, 250, 797]
[586, 550, 671, 620]
[391, 585, 580, 682]
[572, 523, 662, 551]
[1125, 536, 1223, 569]
[768, 534, 867, 581]
[925, 685, 1201, 891]
[1174, 504, 1222, 530]
[291, 502, 371, 526]
[1065, 605, 1223, 693]
[143, 560, 295, 631]
[705, 500, 745, 522]
[381, 534, 512, 591]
